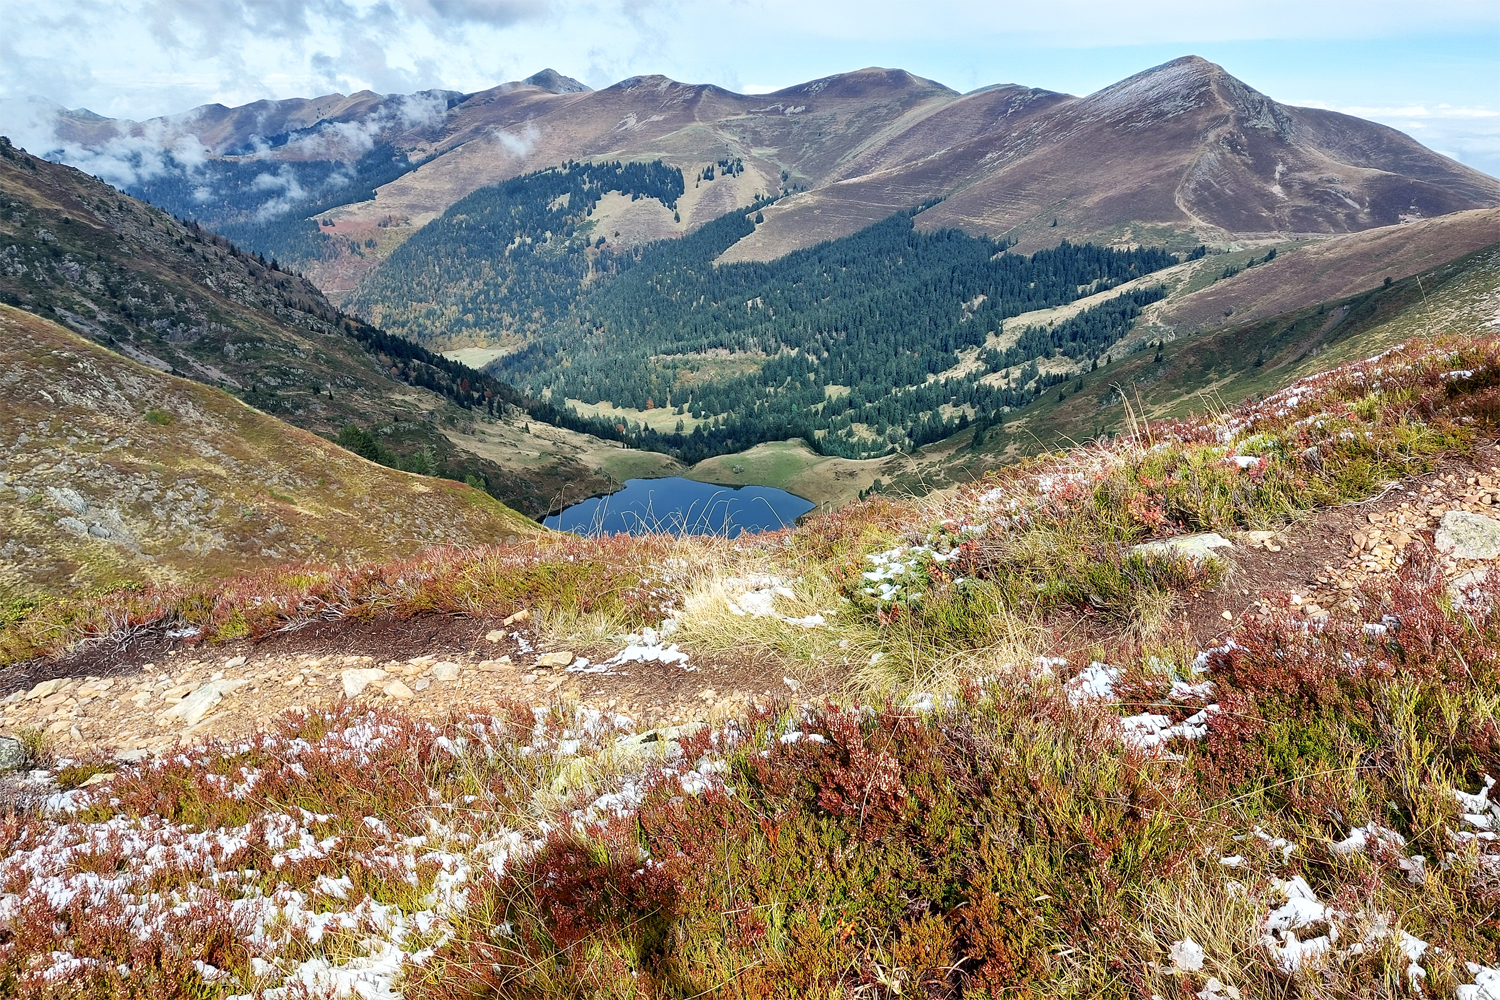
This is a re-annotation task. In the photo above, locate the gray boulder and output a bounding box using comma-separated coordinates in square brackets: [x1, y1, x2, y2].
[1436, 511, 1500, 560]
[0, 736, 28, 772]
[1130, 533, 1233, 564]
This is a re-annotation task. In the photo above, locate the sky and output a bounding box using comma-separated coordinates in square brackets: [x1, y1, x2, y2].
[1, 0, 1498, 176]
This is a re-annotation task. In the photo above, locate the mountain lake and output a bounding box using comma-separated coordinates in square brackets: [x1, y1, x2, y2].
[543, 477, 815, 537]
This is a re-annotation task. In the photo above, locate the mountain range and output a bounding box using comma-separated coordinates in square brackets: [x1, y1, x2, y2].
[19, 56, 1498, 299]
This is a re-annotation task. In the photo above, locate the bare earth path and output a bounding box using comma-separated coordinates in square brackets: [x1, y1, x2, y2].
[8, 444, 1500, 763]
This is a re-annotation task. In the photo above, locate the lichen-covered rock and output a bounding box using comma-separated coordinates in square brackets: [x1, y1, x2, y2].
[1130, 532, 1233, 563]
[1436, 511, 1500, 560]
[0, 737, 27, 772]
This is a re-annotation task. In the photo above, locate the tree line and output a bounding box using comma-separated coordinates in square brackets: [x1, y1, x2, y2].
[345, 160, 687, 344]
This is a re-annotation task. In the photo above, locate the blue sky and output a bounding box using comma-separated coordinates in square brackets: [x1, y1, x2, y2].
[2, 0, 1497, 175]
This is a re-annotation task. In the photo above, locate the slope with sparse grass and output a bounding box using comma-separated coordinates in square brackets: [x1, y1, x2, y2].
[0, 305, 537, 604]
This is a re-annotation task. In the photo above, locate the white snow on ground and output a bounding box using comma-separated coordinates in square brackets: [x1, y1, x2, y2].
[1454, 774, 1499, 832]
[1120, 705, 1220, 749]
[1168, 679, 1214, 700]
[1460, 962, 1500, 1000]
[858, 526, 974, 607]
[1064, 655, 1221, 752]
[721, 575, 829, 627]
[578, 626, 691, 673]
[1251, 826, 1299, 861]
[1168, 937, 1205, 972]
[1449, 775, 1500, 888]
[0, 706, 684, 999]
[1236, 823, 1484, 982]
[1260, 876, 1337, 973]
[1328, 821, 1406, 857]
[1065, 662, 1121, 705]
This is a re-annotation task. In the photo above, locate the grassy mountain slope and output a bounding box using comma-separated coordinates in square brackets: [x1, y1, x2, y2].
[283, 56, 1500, 288]
[0, 136, 617, 516]
[0, 305, 537, 600]
[347, 163, 1495, 476]
[729, 56, 1500, 262]
[923, 237, 1500, 490]
[1147, 208, 1500, 337]
[4, 336, 1499, 995]
[350, 176, 1182, 461]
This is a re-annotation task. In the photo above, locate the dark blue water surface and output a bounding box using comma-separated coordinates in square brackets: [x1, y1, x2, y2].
[544, 478, 815, 537]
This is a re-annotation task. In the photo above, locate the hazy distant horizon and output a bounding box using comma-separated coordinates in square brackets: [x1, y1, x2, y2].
[1, 0, 1496, 176]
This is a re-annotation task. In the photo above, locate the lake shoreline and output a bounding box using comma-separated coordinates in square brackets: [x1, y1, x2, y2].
[543, 477, 815, 538]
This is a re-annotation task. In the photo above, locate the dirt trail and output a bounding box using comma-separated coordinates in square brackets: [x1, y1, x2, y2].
[8, 445, 1500, 761]
[1, 614, 819, 761]
[1175, 443, 1500, 646]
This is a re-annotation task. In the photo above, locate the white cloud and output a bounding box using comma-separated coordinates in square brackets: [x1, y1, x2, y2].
[1293, 97, 1500, 176]
[1298, 101, 1499, 120]
[0, 0, 1495, 181]
[491, 121, 540, 157]
[2, 0, 1494, 123]
[0, 95, 217, 188]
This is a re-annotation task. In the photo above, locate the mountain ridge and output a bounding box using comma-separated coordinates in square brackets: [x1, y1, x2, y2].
[730, 56, 1500, 262]
[13, 55, 1493, 303]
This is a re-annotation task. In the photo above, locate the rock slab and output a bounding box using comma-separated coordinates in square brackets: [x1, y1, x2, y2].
[341, 668, 390, 698]
[1436, 511, 1500, 560]
[160, 679, 250, 727]
[1130, 533, 1233, 563]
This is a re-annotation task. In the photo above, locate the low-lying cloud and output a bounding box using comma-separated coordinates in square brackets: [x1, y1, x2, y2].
[492, 121, 541, 158]
[0, 96, 214, 189]
[0, 84, 462, 223]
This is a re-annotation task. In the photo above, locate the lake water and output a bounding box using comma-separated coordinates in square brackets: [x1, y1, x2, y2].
[544, 477, 815, 538]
